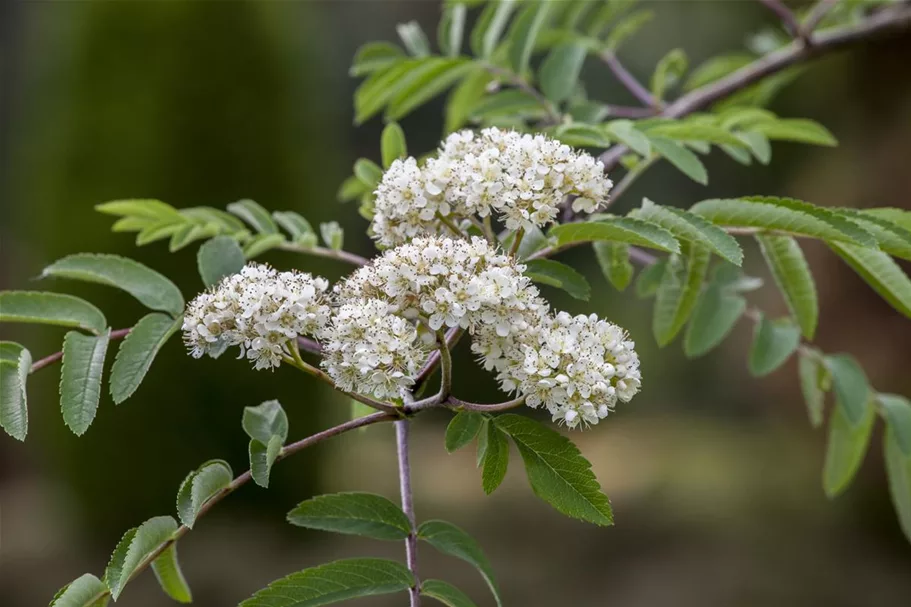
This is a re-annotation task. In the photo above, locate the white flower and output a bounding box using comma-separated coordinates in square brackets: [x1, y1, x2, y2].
[319, 299, 428, 400]
[182, 263, 330, 370]
[370, 128, 612, 247]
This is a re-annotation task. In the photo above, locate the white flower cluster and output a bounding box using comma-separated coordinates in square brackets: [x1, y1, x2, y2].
[182, 263, 330, 370]
[370, 128, 612, 247]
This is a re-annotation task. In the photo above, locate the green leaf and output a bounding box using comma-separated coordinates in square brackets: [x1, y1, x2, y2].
[243, 399, 289, 444]
[508, 1, 552, 75]
[550, 217, 680, 253]
[386, 58, 475, 121]
[150, 543, 192, 603]
[523, 259, 591, 301]
[250, 435, 283, 489]
[643, 122, 746, 149]
[240, 558, 414, 607]
[136, 221, 184, 247]
[683, 280, 746, 358]
[445, 66, 492, 133]
[446, 411, 485, 453]
[634, 258, 667, 298]
[604, 120, 651, 156]
[604, 9, 654, 51]
[481, 422, 510, 494]
[824, 353, 870, 426]
[650, 48, 687, 101]
[684, 53, 753, 91]
[176, 459, 233, 529]
[50, 574, 109, 607]
[469, 89, 544, 120]
[649, 136, 708, 184]
[96, 199, 183, 222]
[381, 122, 408, 169]
[797, 349, 829, 428]
[287, 492, 412, 541]
[539, 43, 587, 103]
[748, 315, 801, 377]
[274, 211, 316, 244]
[750, 118, 837, 147]
[653, 246, 711, 346]
[739, 131, 771, 164]
[355, 59, 421, 124]
[823, 397, 875, 498]
[422, 579, 477, 607]
[495, 414, 613, 525]
[839, 210, 911, 261]
[227, 199, 279, 235]
[829, 242, 911, 319]
[197, 236, 246, 288]
[418, 520, 502, 607]
[350, 41, 405, 77]
[105, 516, 178, 600]
[42, 254, 184, 318]
[0, 291, 106, 335]
[439, 3, 467, 57]
[60, 330, 110, 436]
[109, 313, 181, 404]
[863, 207, 911, 232]
[243, 233, 286, 259]
[337, 176, 369, 204]
[472, 0, 518, 59]
[397, 20, 431, 57]
[353, 158, 384, 190]
[756, 234, 818, 339]
[320, 221, 344, 251]
[884, 425, 911, 543]
[632, 198, 743, 265]
[879, 394, 911, 456]
[0, 343, 30, 441]
[690, 196, 876, 246]
[168, 224, 215, 253]
[593, 241, 633, 291]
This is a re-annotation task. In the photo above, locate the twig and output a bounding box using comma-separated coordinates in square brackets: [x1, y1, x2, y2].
[757, 0, 807, 43]
[278, 242, 370, 267]
[448, 395, 527, 412]
[414, 327, 463, 388]
[281, 354, 403, 416]
[599, 50, 660, 109]
[508, 228, 525, 257]
[296, 336, 323, 355]
[803, 0, 838, 37]
[595, 5, 911, 175]
[605, 105, 659, 119]
[29, 327, 132, 374]
[395, 419, 421, 606]
[436, 330, 453, 401]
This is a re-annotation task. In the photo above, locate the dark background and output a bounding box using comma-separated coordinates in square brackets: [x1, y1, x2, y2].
[1, 2, 910, 606]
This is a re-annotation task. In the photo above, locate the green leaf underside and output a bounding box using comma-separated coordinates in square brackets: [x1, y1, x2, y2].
[593, 242, 634, 291]
[42, 254, 184, 317]
[150, 543, 193, 603]
[653, 246, 710, 346]
[823, 398, 875, 498]
[274, 211, 316, 242]
[756, 234, 818, 339]
[198, 236, 246, 287]
[879, 394, 911, 456]
[243, 399, 290, 444]
[494, 414, 613, 525]
[550, 217, 680, 253]
[840, 210, 911, 261]
[829, 241, 911, 319]
[109, 313, 181, 404]
[418, 520, 502, 607]
[106, 516, 178, 600]
[0, 291, 107, 335]
[797, 350, 828, 428]
[250, 435, 283, 488]
[884, 428, 911, 543]
[227, 199, 279, 234]
[684, 282, 746, 358]
[633, 199, 743, 265]
[176, 460, 233, 528]
[540, 42, 587, 103]
[244, 233, 287, 259]
[508, 1, 552, 75]
[287, 492, 412, 541]
[239, 558, 414, 607]
[422, 579, 478, 607]
[635, 259, 667, 298]
[0, 344, 31, 441]
[50, 574, 109, 607]
[690, 197, 876, 246]
[381, 122, 408, 168]
[748, 315, 800, 377]
[523, 259, 591, 301]
[649, 136, 708, 184]
[825, 354, 871, 426]
[60, 330, 110, 436]
[481, 422, 510, 494]
[96, 199, 183, 222]
[445, 411, 485, 453]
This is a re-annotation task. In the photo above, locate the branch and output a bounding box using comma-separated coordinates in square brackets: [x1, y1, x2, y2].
[436, 331, 453, 400]
[29, 327, 132, 374]
[279, 242, 370, 267]
[395, 419, 421, 606]
[596, 4, 911, 173]
[448, 395, 527, 412]
[757, 0, 807, 43]
[102, 411, 397, 603]
[599, 50, 660, 108]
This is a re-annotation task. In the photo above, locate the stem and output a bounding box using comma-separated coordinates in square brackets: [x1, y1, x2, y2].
[803, 0, 838, 36]
[599, 50, 660, 108]
[448, 395, 527, 412]
[605, 105, 658, 119]
[29, 327, 131, 374]
[436, 212, 465, 238]
[508, 228, 525, 257]
[282, 353, 402, 416]
[395, 419, 421, 605]
[296, 336, 323, 355]
[414, 327, 463, 388]
[436, 330, 453, 400]
[278, 242, 370, 267]
[482, 215, 497, 245]
[757, 0, 806, 43]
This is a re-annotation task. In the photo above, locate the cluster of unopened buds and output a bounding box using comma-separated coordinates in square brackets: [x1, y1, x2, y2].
[183, 129, 639, 428]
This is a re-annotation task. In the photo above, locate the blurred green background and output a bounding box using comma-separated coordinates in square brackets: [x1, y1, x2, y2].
[2, 1, 911, 606]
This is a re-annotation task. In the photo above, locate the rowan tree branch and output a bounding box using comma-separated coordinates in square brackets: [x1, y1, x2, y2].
[278, 242, 370, 267]
[395, 419, 421, 606]
[29, 327, 132, 374]
[599, 50, 660, 109]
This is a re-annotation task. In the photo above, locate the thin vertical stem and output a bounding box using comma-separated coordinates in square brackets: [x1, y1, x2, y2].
[396, 419, 421, 606]
[436, 330, 453, 400]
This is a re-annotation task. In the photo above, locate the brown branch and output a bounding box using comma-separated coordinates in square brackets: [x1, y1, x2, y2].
[757, 0, 807, 43]
[29, 327, 132, 374]
[599, 50, 660, 109]
[278, 242, 370, 267]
